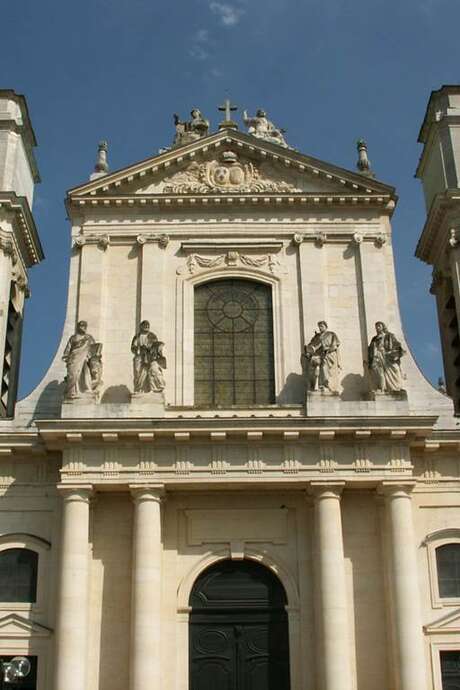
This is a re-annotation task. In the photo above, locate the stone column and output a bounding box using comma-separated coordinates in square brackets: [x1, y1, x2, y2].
[54, 485, 93, 690]
[130, 485, 165, 690]
[381, 482, 427, 690]
[311, 482, 352, 690]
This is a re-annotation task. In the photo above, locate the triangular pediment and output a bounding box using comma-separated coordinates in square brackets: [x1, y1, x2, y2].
[425, 608, 460, 634]
[0, 613, 52, 638]
[68, 129, 395, 201]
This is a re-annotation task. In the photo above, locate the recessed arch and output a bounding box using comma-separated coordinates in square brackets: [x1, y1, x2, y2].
[175, 266, 285, 406]
[177, 549, 299, 612]
[194, 277, 275, 406]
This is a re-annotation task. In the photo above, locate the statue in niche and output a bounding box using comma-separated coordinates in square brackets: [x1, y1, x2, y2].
[173, 108, 209, 147]
[63, 321, 103, 399]
[303, 321, 341, 393]
[367, 321, 405, 393]
[242, 108, 289, 148]
[131, 320, 166, 394]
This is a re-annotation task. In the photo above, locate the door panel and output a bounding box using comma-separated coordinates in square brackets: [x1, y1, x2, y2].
[190, 624, 235, 690]
[189, 560, 290, 690]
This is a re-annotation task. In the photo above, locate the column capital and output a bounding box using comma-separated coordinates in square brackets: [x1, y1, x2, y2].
[129, 484, 165, 504]
[309, 481, 345, 500]
[377, 480, 416, 498]
[56, 483, 94, 502]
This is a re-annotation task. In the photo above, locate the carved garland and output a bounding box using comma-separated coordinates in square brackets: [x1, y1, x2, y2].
[177, 251, 281, 275]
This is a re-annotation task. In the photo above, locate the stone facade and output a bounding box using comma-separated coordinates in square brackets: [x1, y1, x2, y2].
[0, 89, 459, 690]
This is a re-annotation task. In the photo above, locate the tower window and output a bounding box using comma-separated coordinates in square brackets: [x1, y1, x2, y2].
[194, 279, 275, 407]
[436, 544, 460, 598]
[0, 548, 38, 602]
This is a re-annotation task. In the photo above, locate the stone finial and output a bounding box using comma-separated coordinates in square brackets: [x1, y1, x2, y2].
[90, 141, 109, 180]
[356, 139, 375, 178]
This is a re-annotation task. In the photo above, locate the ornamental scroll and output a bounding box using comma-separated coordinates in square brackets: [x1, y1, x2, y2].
[163, 151, 300, 194]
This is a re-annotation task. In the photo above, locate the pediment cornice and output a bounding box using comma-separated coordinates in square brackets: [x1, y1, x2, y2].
[0, 613, 52, 637]
[425, 607, 460, 634]
[67, 130, 396, 205]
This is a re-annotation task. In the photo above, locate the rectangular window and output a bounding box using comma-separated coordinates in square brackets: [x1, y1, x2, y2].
[0, 656, 37, 689]
[441, 650, 460, 690]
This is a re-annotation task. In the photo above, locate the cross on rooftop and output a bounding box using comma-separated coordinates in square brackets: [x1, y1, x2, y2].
[218, 98, 238, 130]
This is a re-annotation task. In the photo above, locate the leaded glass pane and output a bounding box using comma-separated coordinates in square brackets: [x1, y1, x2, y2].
[0, 548, 38, 602]
[441, 651, 460, 690]
[194, 279, 275, 406]
[437, 544, 460, 597]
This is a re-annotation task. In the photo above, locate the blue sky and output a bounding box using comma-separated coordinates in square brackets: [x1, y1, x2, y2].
[2, 0, 459, 397]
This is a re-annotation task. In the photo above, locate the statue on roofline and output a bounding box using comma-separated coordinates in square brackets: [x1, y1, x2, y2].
[242, 108, 289, 148]
[173, 109, 209, 147]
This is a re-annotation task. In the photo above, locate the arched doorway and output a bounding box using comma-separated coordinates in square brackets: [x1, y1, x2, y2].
[189, 559, 290, 690]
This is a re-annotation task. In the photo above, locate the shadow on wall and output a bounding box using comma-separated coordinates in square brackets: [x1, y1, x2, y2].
[277, 373, 305, 405]
[28, 379, 65, 423]
[340, 373, 367, 401]
[100, 385, 131, 404]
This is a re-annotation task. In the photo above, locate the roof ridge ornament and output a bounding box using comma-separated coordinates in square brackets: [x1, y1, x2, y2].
[242, 108, 289, 148]
[172, 109, 210, 148]
[356, 139, 375, 178]
[218, 98, 238, 130]
[90, 141, 109, 180]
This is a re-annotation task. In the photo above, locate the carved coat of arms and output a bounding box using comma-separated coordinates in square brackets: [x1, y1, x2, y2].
[163, 151, 300, 194]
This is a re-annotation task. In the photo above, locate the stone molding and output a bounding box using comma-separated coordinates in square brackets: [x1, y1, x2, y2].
[136, 233, 169, 248]
[377, 480, 416, 497]
[129, 484, 165, 503]
[0, 193, 43, 266]
[72, 234, 110, 250]
[56, 483, 94, 502]
[293, 230, 387, 247]
[309, 481, 345, 499]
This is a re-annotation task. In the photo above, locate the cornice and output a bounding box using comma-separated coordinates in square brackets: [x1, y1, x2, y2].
[415, 190, 460, 264]
[67, 192, 394, 213]
[0, 192, 44, 266]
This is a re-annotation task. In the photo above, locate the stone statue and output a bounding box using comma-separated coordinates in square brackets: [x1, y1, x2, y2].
[242, 108, 289, 148]
[131, 320, 166, 394]
[303, 321, 341, 393]
[173, 109, 209, 147]
[63, 321, 103, 399]
[368, 322, 405, 393]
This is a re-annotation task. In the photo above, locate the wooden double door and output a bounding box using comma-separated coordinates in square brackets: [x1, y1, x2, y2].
[189, 560, 290, 690]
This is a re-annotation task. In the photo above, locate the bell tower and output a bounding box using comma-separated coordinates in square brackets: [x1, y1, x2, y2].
[416, 85, 460, 412]
[0, 90, 43, 417]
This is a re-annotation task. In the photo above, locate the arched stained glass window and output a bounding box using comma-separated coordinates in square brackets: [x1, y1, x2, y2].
[0, 548, 38, 602]
[194, 279, 275, 407]
[436, 543, 460, 598]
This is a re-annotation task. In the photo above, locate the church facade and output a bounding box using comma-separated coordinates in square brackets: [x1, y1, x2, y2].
[0, 87, 460, 690]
